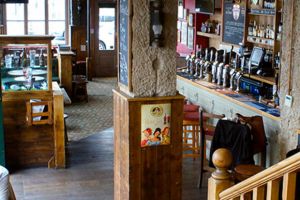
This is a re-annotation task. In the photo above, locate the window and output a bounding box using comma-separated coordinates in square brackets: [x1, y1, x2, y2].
[5, 0, 67, 44]
[99, 7, 115, 50]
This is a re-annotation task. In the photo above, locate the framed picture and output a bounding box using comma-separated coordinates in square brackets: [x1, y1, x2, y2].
[178, 1, 184, 19]
[188, 27, 194, 49]
[181, 21, 188, 45]
[177, 30, 181, 43]
[141, 103, 171, 147]
[188, 14, 193, 26]
[183, 9, 188, 20]
[177, 21, 182, 30]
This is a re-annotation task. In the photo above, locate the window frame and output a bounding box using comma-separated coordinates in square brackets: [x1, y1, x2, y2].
[3, 0, 69, 44]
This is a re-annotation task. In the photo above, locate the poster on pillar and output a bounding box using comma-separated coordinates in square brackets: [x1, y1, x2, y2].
[141, 103, 171, 147]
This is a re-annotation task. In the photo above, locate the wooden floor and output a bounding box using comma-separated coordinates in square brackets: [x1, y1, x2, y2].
[10, 127, 209, 200]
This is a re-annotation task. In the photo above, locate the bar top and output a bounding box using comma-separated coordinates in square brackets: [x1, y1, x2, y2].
[177, 74, 280, 121]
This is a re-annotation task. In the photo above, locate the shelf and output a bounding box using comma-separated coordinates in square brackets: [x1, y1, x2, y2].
[196, 32, 220, 39]
[247, 36, 274, 47]
[243, 74, 275, 85]
[248, 9, 276, 16]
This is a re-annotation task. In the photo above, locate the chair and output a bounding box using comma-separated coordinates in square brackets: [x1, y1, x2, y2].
[233, 113, 267, 182]
[182, 111, 201, 159]
[71, 49, 88, 102]
[72, 75, 88, 102]
[182, 103, 201, 159]
[198, 109, 225, 188]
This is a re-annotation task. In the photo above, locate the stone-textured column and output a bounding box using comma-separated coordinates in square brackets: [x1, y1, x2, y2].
[131, 0, 177, 97]
[279, 0, 300, 158]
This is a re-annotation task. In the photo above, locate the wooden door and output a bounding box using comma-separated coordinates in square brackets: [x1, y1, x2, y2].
[94, 1, 117, 77]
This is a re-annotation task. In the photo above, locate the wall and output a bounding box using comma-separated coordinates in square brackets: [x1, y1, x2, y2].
[131, 0, 177, 97]
[279, 0, 300, 157]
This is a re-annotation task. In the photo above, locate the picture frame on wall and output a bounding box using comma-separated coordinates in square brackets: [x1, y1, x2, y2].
[177, 21, 182, 30]
[183, 9, 188, 20]
[177, 30, 181, 43]
[181, 21, 188, 45]
[187, 27, 194, 49]
[178, 0, 184, 19]
[188, 14, 193, 26]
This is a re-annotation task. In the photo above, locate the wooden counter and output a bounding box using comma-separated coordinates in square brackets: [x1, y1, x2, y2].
[177, 75, 281, 166]
[177, 75, 280, 121]
[4, 82, 65, 169]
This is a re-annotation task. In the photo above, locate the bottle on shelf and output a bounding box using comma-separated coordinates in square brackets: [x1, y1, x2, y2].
[253, 21, 257, 37]
[39, 49, 45, 67]
[248, 20, 253, 36]
[273, 73, 279, 106]
[21, 48, 28, 68]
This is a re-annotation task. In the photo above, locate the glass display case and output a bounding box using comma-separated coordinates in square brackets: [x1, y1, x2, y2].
[0, 36, 54, 98]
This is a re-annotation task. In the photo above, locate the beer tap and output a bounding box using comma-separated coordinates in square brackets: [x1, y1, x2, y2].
[185, 55, 191, 74]
[204, 49, 215, 82]
[194, 48, 202, 77]
[189, 54, 196, 76]
[229, 55, 239, 90]
[222, 64, 230, 87]
[199, 48, 208, 79]
[217, 50, 226, 85]
[212, 50, 220, 83]
[235, 71, 243, 92]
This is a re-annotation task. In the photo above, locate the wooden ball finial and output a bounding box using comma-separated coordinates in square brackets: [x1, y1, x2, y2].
[212, 148, 233, 169]
[211, 148, 233, 180]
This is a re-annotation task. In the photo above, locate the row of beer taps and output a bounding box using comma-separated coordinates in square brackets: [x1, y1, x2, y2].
[185, 46, 245, 92]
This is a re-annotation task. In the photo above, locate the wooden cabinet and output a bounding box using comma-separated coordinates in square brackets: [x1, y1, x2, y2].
[0, 36, 65, 169]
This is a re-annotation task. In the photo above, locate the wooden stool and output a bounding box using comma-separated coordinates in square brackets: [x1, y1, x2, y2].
[182, 111, 201, 159]
[234, 164, 264, 182]
[72, 75, 88, 102]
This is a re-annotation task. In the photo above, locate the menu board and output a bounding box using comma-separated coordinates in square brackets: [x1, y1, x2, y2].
[119, 0, 130, 86]
[222, 0, 246, 45]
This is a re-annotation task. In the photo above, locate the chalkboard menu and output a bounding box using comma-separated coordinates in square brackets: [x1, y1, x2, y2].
[222, 0, 246, 45]
[119, 0, 130, 87]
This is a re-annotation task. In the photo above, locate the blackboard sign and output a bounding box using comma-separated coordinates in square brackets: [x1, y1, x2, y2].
[222, 0, 246, 45]
[119, 0, 130, 87]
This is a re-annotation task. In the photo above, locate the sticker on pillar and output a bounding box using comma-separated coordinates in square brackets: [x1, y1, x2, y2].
[141, 103, 171, 147]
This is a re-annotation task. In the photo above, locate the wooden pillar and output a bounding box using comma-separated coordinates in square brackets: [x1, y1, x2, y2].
[57, 51, 75, 97]
[207, 148, 234, 200]
[114, 89, 184, 200]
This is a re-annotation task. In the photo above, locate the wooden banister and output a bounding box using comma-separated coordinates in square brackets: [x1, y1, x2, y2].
[207, 148, 234, 200]
[217, 152, 300, 200]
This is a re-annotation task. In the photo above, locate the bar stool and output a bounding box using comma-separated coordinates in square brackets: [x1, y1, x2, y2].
[182, 111, 201, 159]
[72, 75, 88, 102]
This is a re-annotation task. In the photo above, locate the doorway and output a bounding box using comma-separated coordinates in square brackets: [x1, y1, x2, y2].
[94, 2, 117, 77]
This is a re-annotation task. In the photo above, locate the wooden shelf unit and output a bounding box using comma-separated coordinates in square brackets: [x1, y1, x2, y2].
[243, 74, 275, 85]
[197, 31, 221, 39]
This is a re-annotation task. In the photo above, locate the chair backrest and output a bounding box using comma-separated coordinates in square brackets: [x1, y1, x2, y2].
[236, 113, 267, 155]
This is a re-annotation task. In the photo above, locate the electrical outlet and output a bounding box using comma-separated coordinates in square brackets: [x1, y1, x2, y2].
[284, 95, 293, 107]
[80, 45, 86, 51]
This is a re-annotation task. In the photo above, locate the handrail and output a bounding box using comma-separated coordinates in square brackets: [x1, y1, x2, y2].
[219, 152, 300, 200]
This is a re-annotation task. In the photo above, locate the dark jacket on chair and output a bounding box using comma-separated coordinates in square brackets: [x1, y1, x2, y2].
[209, 120, 254, 168]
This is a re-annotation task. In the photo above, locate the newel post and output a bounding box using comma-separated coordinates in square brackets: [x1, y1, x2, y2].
[207, 148, 234, 200]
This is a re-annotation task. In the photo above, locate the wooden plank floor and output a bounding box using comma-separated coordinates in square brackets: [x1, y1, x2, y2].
[10, 127, 209, 200]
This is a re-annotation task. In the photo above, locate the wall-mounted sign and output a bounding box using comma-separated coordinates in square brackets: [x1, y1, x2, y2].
[222, 0, 246, 45]
[119, 0, 131, 88]
[141, 103, 171, 147]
